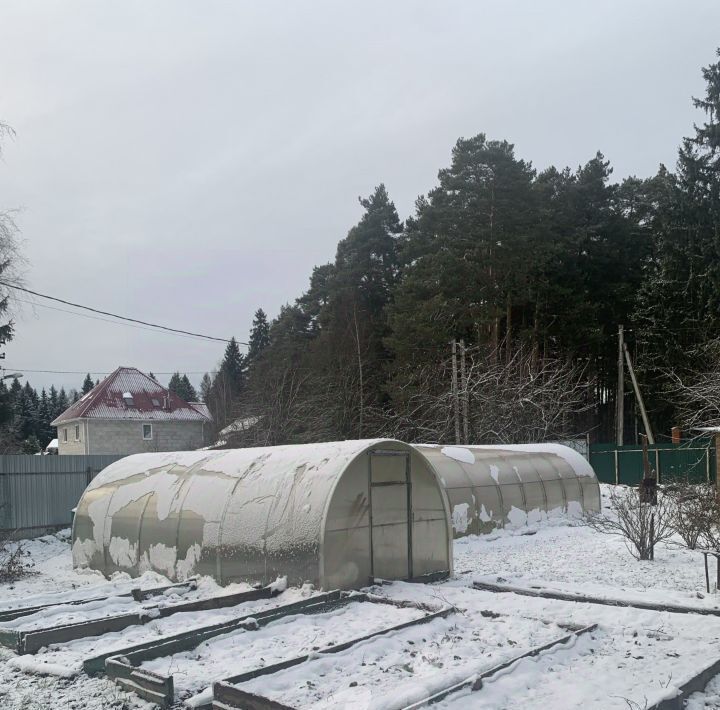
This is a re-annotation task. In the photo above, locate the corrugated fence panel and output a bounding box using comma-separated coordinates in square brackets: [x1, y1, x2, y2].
[589, 441, 715, 485]
[0, 455, 125, 535]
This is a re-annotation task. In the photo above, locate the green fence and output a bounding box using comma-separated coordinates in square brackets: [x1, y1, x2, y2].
[589, 440, 716, 485]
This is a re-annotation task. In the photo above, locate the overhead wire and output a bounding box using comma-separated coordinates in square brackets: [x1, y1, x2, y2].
[12, 297, 225, 343]
[1, 368, 209, 376]
[0, 281, 245, 344]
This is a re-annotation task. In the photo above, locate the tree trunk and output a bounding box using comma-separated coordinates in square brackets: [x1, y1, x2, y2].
[505, 295, 512, 365]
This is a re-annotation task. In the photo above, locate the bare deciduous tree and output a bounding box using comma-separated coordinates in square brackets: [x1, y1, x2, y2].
[667, 338, 720, 432]
[0, 530, 34, 583]
[587, 486, 674, 560]
[383, 344, 593, 444]
[664, 481, 719, 550]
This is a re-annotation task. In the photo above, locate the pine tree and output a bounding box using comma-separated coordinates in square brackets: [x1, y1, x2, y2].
[81, 373, 94, 395]
[247, 309, 271, 361]
[387, 135, 537, 360]
[635, 49, 720, 431]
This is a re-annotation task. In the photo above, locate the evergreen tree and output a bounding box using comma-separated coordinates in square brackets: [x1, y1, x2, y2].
[13, 388, 36, 442]
[48, 386, 58, 419]
[180, 375, 197, 402]
[635, 49, 720, 431]
[168, 372, 197, 402]
[56, 388, 69, 420]
[206, 338, 246, 429]
[8, 377, 22, 405]
[388, 135, 537, 359]
[21, 434, 41, 454]
[247, 309, 271, 361]
[36, 388, 54, 445]
[0, 379, 10, 428]
[168, 372, 182, 396]
[200, 373, 212, 403]
[81, 373, 94, 395]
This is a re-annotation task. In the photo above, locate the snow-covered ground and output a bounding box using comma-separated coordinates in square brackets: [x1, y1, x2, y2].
[3, 486, 720, 709]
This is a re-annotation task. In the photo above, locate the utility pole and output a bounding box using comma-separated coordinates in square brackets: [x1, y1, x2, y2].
[460, 339, 469, 445]
[616, 325, 624, 446]
[623, 341, 654, 445]
[451, 339, 461, 445]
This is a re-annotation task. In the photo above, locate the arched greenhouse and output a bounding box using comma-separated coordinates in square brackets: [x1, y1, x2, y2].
[72, 439, 453, 590]
[413, 443, 601, 536]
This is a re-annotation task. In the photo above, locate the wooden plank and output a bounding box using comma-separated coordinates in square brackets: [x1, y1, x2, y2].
[649, 657, 720, 710]
[0, 578, 197, 623]
[213, 683, 296, 710]
[209, 605, 454, 710]
[83, 591, 344, 675]
[472, 579, 720, 616]
[20, 583, 278, 654]
[399, 623, 599, 709]
[103, 592, 354, 704]
[222, 606, 452, 686]
[0, 628, 20, 653]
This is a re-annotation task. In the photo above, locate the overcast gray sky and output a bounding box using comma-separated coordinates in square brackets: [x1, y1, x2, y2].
[1, 0, 718, 393]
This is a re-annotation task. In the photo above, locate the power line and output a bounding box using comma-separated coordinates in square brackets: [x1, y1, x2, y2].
[2, 367, 210, 376]
[13, 297, 223, 343]
[1, 281, 245, 344]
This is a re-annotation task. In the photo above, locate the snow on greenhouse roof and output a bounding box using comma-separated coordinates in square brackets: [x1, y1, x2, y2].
[51, 367, 211, 425]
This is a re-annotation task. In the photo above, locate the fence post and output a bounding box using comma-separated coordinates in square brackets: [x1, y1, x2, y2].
[614, 449, 619, 485]
[655, 449, 661, 484]
[707, 448, 711, 483]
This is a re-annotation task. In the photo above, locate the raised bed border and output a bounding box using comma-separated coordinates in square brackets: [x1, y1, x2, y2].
[211, 618, 594, 710]
[649, 656, 720, 709]
[83, 590, 344, 676]
[472, 578, 720, 616]
[110, 592, 454, 708]
[2, 582, 279, 655]
[0, 577, 198, 624]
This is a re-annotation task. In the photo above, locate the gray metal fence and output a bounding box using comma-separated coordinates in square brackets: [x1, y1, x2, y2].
[0, 455, 125, 537]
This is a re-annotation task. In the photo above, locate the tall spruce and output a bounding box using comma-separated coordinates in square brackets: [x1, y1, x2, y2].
[168, 372, 197, 402]
[81, 373, 94, 395]
[635, 49, 720, 431]
[247, 309, 271, 361]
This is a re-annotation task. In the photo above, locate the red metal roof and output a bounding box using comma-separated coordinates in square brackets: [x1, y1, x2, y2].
[51, 367, 211, 425]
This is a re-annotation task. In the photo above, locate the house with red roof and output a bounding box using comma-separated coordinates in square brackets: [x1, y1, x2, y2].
[51, 366, 211, 455]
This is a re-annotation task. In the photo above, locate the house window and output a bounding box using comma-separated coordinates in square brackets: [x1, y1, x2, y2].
[142, 424, 153, 440]
[63, 428, 68, 442]
[74, 425, 80, 441]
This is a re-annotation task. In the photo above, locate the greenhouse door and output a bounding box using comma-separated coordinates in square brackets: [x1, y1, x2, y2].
[368, 450, 413, 581]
